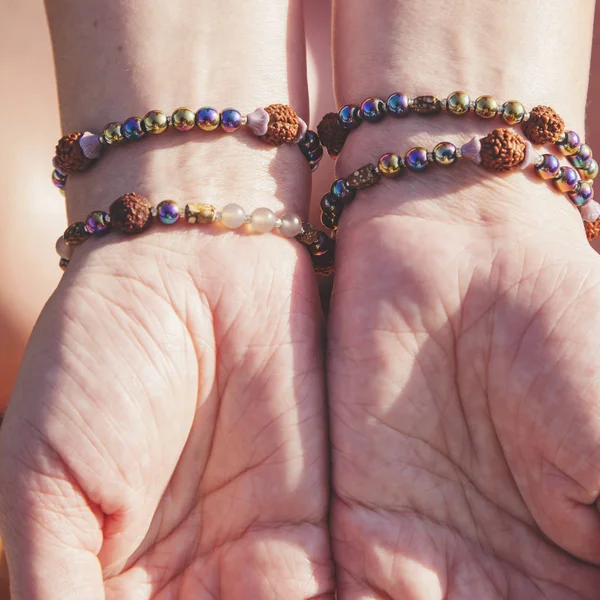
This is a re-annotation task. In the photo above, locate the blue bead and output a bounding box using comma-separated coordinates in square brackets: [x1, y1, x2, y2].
[320, 193, 343, 216]
[331, 178, 356, 204]
[360, 98, 386, 122]
[299, 130, 321, 151]
[386, 93, 410, 117]
[306, 146, 324, 162]
[221, 109, 242, 133]
[338, 105, 361, 129]
[535, 154, 561, 180]
[405, 147, 429, 172]
[569, 144, 593, 169]
[122, 117, 145, 141]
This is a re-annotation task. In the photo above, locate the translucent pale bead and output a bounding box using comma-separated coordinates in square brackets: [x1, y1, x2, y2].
[250, 207, 276, 233]
[279, 213, 303, 238]
[55, 235, 74, 259]
[221, 203, 246, 229]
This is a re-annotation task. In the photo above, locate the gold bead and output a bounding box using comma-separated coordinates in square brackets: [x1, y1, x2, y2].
[501, 101, 526, 125]
[172, 107, 196, 132]
[580, 159, 599, 181]
[103, 122, 124, 145]
[142, 110, 168, 135]
[447, 91, 471, 115]
[185, 203, 216, 224]
[377, 153, 403, 178]
[433, 142, 457, 167]
[475, 95, 499, 119]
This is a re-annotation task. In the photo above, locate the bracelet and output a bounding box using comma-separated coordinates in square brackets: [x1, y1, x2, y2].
[319, 127, 600, 242]
[316, 92, 598, 186]
[56, 193, 335, 276]
[51, 104, 323, 190]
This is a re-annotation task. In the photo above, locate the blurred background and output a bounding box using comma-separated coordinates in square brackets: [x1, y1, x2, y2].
[0, 1, 599, 597]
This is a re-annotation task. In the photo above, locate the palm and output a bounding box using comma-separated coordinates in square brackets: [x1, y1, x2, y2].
[329, 192, 600, 599]
[0, 232, 333, 599]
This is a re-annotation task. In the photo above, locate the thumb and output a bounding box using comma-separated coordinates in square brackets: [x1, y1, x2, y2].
[0, 420, 105, 600]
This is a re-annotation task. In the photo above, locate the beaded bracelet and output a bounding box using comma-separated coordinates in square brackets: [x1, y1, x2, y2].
[56, 193, 334, 276]
[318, 127, 600, 242]
[316, 92, 598, 187]
[52, 104, 324, 190]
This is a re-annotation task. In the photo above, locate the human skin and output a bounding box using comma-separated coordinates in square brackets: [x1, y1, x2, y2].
[0, 1, 333, 598]
[328, 0, 600, 597]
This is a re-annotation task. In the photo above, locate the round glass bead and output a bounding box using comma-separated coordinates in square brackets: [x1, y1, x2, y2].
[85, 211, 111, 235]
[103, 122, 124, 145]
[321, 212, 339, 230]
[338, 105, 361, 129]
[122, 117, 145, 141]
[580, 159, 599, 181]
[320, 193, 343, 216]
[474, 95, 499, 119]
[308, 231, 331, 256]
[360, 98, 386, 122]
[330, 178, 356, 204]
[568, 182, 594, 207]
[221, 203, 246, 229]
[405, 147, 429, 172]
[306, 148, 324, 162]
[501, 101, 526, 125]
[554, 166, 579, 193]
[535, 154, 561, 180]
[250, 207, 276, 233]
[386, 93, 410, 117]
[378, 153, 403, 178]
[279, 213, 303, 238]
[55, 236, 73, 260]
[556, 130, 582, 156]
[569, 144, 593, 169]
[196, 107, 220, 131]
[172, 108, 196, 132]
[157, 200, 180, 225]
[433, 142, 457, 167]
[52, 170, 67, 188]
[142, 110, 168, 135]
[446, 91, 471, 115]
[299, 130, 321, 152]
[220, 109, 243, 133]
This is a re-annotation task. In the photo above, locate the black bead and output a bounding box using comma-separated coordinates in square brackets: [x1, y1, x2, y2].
[308, 231, 331, 256]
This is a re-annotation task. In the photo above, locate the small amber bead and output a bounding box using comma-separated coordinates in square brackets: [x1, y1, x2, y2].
[172, 108, 196, 132]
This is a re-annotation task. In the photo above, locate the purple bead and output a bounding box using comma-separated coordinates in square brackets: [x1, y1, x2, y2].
[52, 169, 67, 188]
[360, 98, 386, 122]
[557, 130, 582, 156]
[535, 154, 561, 180]
[338, 105, 361, 129]
[220, 109, 243, 133]
[85, 211, 111, 235]
[331, 178, 356, 204]
[122, 117, 145, 141]
[196, 107, 221, 131]
[554, 166, 580, 193]
[386, 93, 410, 117]
[157, 200, 180, 225]
[568, 182, 594, 207]
[405, 147, 429, 172]
[569, 144, 593, 169]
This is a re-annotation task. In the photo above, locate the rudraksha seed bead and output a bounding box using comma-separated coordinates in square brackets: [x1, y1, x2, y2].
[346, 164, 381, 189]
[109, 192, 154, 234]
[480, 128, 527, 172]
[535, 154, 561, 180]
[317, 112, 350, 157]
[556, 130, 582, 156]
[585, 218, 600, 241]
[55, 132, 94, 173]
[308, 230, 331, 256]
[85, 211, 111, 235]
[339, 105, 362, 129]
[64, 221, 91, 246]
[261, 104, 299, 146]
[321, 212, 339, 231]
[522, 105, 565, 145]
[331, 178, 356, 204]
[320, 193, 344, 216]
[360, 98, 386, 122]
[412, 95, 443, 114]
[295, 222, 320, 246]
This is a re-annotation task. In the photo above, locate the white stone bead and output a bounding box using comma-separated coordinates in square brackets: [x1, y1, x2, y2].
[581, 199, 600, 222]
[250, 207, 276, 233]
[55, 235, 73, 259]
[279, 213, 303, 238]
[220, 203, 246, 229]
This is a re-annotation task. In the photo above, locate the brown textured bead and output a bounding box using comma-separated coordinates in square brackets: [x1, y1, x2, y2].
[64, 221, 91, 246]
[412, 95, 443, 114]
[317, 112, 350, 157]
[585, 219, 600, 242]
[480, 128, 527, 172]
[261, 104, 299, 146]
[522, 106, 565, 145]
[109, 193, 153, 234]
[346, 164, 381, 190]
[295, 222, 319, 246]
[55, 132, 94, 173]
[185, 203, 216, 224]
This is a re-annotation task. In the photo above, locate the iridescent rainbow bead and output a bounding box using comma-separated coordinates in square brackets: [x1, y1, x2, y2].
[142, 110, 168, 135]
[220, 109, 243, 133]
[568, 182, 594, 207]
[52, 169, 67, 189]
[122, 117, 145, 141]
[330, 178, 356, 204]
[580, 159, 599, 182]
[446, 91, 471, 115]
[554, 167, 579, 193]
[535, 154, 561, 180]
[172, 108, 196, 132]
[85, 211, 111, 235]
[433, 142, 457, 167]
[386, 93, 410, 117]
[405, 147, 429, 172]
[196, 107, 220, 131]
[157, 200, 181, 225]
[360, 98, 386, 122]
[569, 144, 593, 169]
[338, 105, 361, 129]
[556, 131, 581, 156]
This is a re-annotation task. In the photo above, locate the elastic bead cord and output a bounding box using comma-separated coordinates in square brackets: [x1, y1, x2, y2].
[52, 103, 322, 189]
[57, 194, 334, 276]
[318, 127, 600, 243]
